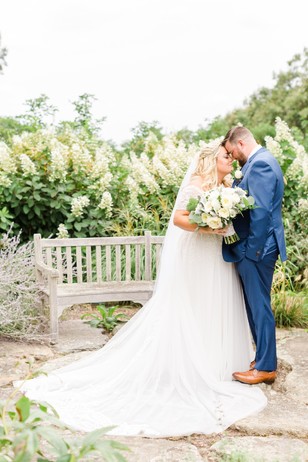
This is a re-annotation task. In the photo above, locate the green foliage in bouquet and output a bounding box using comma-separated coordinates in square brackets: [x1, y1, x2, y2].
[186, 197, 199, 213]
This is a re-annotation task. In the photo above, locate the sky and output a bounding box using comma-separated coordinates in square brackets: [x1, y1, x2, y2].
[0, 0, 307, 145]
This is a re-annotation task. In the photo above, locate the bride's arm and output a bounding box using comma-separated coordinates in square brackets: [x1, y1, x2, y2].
[173, 210, 226, 235]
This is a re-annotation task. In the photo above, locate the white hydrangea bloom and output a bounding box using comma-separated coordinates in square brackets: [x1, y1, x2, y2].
[143, 132, 159, 153]
[0, 142, 16, 186]
[287, 150, 308, 194]
[0, 172, 12, 187]
[71, 142, 92, 173]
[92, 172, 113, 192]
[151, 136, 195, 188]
[90, 144, 114, 187]
[129, 152, 159, 193]
[98, 191, 113, 217]
[57, 223, 69, 239]
[120, 154, 131, 170]
[125, 176, 140, 202]
[19, 154, 37, 175]
[71, 196, 90, 218]
[0, 142, 16, 174]
[49, 140, 69, 182]
[265, 136, 284, 162]
[275, 117, 293, 143]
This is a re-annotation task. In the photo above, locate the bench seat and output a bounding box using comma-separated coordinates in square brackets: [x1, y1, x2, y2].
[34, 232, 164, 343]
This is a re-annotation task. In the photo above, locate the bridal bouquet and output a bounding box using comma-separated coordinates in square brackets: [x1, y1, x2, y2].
[186, 186, 256, 244]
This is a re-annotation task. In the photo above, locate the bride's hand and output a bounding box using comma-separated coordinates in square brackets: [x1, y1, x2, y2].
[198, 227, 228, 236]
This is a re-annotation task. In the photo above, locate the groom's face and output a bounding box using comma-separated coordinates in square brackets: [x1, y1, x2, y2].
[225, 140, 247, 167]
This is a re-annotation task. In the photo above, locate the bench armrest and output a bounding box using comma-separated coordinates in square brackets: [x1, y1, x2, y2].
[36, 260, 59, 278]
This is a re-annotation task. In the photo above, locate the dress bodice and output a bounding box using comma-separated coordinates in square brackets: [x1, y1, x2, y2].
[176, 184, 203, 210]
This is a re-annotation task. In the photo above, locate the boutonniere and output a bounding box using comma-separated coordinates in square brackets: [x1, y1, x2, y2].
[234, 169, 243, 180]
[231, 160, 243, 182]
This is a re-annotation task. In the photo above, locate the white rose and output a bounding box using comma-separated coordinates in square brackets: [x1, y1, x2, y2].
[221, 196, 233, 208]
[218, 207, 230, 218]
[231, 194, 241, 204]
[209, 189, 220, 200]
[201, 213, 209, 223]
[234, 186, 245, 196]
[203, 201, 213, 213]
[206, 216, 222, 229]
[211, 199, 221, 212]
[221, 187, 234, 196]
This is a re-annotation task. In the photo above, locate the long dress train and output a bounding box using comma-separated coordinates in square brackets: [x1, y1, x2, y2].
[18, 185, 266, 436]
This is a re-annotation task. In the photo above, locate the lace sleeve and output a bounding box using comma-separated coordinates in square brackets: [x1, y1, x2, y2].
[176, 185, 202, 210]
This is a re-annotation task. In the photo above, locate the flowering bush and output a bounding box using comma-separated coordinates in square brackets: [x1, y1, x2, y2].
[0, 124, 203, 240]
[0, 127, 117, 240]
[265, 117, 308, 288]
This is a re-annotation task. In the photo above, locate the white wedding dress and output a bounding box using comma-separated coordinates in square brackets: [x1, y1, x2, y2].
[19, 184, 266, 436]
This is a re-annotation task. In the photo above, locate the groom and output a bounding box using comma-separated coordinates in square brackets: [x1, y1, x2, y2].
[222, 126, 287, 385]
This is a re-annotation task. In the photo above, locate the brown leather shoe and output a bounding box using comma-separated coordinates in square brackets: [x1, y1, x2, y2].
[232, 369, 276, 385]
[250, 360, 256, 369]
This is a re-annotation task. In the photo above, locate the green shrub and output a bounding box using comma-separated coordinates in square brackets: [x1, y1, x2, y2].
[0, 391, 129, 461]
[0, 229, 46, 340]
[82, 304, 128, 332]
[272, 291, 308, 328]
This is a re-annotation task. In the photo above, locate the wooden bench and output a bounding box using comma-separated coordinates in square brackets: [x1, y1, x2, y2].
[34, 231, 164, 343]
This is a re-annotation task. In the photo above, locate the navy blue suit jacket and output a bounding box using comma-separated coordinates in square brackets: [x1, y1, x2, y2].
[222, 147, 287, 263]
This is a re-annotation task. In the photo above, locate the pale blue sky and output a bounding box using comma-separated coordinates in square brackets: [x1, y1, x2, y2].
[0, 0, 307, 144]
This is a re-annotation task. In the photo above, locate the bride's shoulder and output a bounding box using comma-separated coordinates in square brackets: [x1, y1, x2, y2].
[186, 175, 204, 190]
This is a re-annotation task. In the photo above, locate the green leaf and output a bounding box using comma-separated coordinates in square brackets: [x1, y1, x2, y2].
[186, 197, 199, 212]
[16, 396, 31, 422]
[36, 427, 68, 456]
[74, 222, 82, 231]
[81, 426, 117, 447]
[13, 449, 33, 462]
[93, 440, 130, 461]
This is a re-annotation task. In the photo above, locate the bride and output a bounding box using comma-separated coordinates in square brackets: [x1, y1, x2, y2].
[18, 139, 266, 437]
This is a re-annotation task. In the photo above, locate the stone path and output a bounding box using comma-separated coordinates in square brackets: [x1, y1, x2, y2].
[0, 320, 307, 461]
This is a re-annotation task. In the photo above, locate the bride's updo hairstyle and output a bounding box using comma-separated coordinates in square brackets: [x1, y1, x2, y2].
[192, 138, 230, 189]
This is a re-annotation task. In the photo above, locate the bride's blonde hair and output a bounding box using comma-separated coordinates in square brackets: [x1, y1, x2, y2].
[192, 138, 231, 188]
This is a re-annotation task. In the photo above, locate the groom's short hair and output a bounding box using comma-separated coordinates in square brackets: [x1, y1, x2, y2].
[222, 126, 254, 146]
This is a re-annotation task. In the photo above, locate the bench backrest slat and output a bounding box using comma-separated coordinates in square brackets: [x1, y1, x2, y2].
[86, 246, 92, 282]
[34, 232, 165, 285]
[135, 244, 141, 281]
[115, 245, 121, 282]
[96, 245, 102, 283]
[106, 245, 112, 281]
[76, 247, 83, 283]
[125, 244, 131, 281]
[155, 244, 163, 274]
[66, 247, 73, 284]
[56, 247, 63, 283]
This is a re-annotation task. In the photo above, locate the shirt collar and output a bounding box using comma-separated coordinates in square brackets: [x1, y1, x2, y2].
[247, 144, 262, 161]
